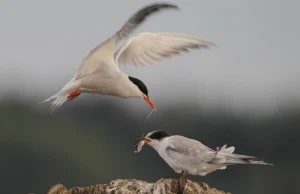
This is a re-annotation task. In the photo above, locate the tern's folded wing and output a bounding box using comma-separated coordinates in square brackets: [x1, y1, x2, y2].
[165, 136, 216, 167]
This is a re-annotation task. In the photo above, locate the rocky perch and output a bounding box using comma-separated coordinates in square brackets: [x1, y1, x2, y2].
[47, 178, 230, 194]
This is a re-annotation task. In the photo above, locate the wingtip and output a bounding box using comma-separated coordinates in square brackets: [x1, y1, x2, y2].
[167, 4, 180, 10]
[147, 2, 180, 9]
[211, 42, 217, 48]
[263, 162, 275, 166]
[244, 157, 274, 166]
[142, 3, 181, 15]
[116, 3, 181, 42]
[206, 41, 217, 48]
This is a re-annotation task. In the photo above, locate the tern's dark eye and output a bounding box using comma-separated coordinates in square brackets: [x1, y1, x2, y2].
[129, 76, 148, 96]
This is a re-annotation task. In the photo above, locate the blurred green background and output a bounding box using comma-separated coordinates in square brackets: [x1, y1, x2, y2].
[1, 97, 298, 194]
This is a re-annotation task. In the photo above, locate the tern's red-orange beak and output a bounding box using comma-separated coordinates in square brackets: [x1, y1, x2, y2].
[144, 96, 157, 112]
[141, 138, 151, 145]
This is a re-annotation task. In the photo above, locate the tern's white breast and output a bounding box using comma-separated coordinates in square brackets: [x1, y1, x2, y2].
[156, 138, 191, 174]
[79, 70, 123, 96]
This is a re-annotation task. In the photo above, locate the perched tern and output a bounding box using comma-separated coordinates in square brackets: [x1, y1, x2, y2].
[43, 3, 216, 112]
[134, 130, 273, 178]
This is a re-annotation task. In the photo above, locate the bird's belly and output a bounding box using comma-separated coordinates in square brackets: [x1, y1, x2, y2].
[195, 163, 227, 175]
[79, 73, 120, 96]
[161, 152, 226, 176]
[80, 86, 117, 96]
[160, 154, 190, 174]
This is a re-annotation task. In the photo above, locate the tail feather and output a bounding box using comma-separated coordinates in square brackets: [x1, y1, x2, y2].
[49, 95, 70, 113]
[40, 93, 58, 104]
[219, 145, 235, 154]
[212, 144, 273, 166]
[226, 154, 273, 166]
[210, 145, 235, 164]
[41, 78, 76, 113]
[41, 91, 70, 113]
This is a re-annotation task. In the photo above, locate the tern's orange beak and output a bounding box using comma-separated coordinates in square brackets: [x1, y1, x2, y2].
[141, 138, 151, 145]
[144, 96, 157, 111]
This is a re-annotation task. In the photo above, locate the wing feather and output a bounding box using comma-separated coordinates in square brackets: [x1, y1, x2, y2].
[165, 136, 216, 168]
[114, 32, 216, 67]
[75, 3, 178, 79]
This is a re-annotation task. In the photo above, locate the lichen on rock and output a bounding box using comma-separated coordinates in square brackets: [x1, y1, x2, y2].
[47, 178, 230, 194]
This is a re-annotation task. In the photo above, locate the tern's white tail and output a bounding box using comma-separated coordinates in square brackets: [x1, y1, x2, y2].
[212, 145, 273, 166]
[42, 78, 78, 113]
[226, 154, 273, 165]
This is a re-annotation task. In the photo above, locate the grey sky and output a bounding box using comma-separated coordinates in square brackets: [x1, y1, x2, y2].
[0, 0, 299, 114]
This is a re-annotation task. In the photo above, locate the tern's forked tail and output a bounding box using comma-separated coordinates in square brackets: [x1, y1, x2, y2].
[211, 145, 273, 166]
[42, 90, 81, 113]
[226, 154, 274, 166]
[41, 78, 81, 113]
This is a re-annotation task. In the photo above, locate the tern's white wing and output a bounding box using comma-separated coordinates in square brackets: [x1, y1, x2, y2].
[75, 3, 179, 79]
[75, 38, 117, 79]
[114, 32, 216, 67]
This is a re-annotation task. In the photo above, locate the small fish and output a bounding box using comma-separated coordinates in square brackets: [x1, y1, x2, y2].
[133, 134, 147, 153]
[134, 140, 146, 153]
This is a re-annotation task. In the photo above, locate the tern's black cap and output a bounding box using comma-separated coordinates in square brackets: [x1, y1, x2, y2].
[129, 76, 148, 96]
[148, 130, 171, 141]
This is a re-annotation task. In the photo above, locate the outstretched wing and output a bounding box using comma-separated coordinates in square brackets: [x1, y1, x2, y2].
[114, 32, 216, 67]
[75, 3, 179, 79]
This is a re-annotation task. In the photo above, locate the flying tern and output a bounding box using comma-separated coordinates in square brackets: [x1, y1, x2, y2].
[135, 130, 273, 178]
[43, 3, 216, 112]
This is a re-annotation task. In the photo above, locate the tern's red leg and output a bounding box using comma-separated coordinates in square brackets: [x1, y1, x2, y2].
[187, 174, 196, 180]
[68, 89, 81, 100]
[180, 171, 189, 179]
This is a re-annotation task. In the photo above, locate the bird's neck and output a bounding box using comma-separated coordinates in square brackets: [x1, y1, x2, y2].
[115, 73, 143, 98]
[149, 140, 166, 152]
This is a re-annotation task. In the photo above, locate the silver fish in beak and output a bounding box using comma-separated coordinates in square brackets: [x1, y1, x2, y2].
[133, 135, 151, 153]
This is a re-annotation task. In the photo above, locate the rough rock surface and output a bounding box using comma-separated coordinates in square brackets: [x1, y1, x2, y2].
[47, 178, 230, 194]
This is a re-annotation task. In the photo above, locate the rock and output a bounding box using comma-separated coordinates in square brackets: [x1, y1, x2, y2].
[47, 178, 230, 194]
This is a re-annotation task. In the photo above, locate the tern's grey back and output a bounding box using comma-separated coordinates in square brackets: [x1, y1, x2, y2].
[165, 135, 216, 166]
